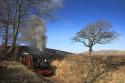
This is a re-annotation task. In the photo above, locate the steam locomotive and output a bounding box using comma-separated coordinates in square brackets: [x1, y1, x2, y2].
[18, 46, 54, 76]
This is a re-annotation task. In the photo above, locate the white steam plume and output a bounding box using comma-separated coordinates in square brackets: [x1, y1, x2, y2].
[20, 16, 46, 55]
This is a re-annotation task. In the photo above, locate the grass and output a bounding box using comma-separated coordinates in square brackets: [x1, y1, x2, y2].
[0, 50, 125, 83]
[0, 61, 52, 83]
[50, 51, 125, 83]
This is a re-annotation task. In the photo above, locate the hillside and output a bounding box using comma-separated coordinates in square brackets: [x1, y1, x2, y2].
[44, 48, 73, 61]
[0, 48, 73, 83]
[0, 61, 53, 83]
[0, 50, 125, 83]
[83, 50, 125, 56]
[50, 50, 125, 83]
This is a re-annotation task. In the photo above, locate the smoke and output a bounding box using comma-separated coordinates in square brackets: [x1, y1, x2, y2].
[50, 0, 63, 8]
[35, 0, 63, 17]
[34, 26, 46, 51]
[20, 16, 46, 55]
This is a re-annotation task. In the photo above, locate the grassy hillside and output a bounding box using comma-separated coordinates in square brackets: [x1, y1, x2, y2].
[0, 61, 52, 83]
[0, 50, 125, 83]
[83, 50, 125, 56]
[50, 51, 125, 83]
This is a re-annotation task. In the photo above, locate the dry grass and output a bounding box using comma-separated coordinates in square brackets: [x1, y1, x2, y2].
[0, 61, 52, 83]
[97, 68, 125, 83]
[1, 50, 125, 83]
[50, 51, 125, 83]
[83, 50, 125, 56]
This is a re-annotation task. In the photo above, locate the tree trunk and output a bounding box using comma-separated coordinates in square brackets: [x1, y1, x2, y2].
[4, 24, 9, 46]
[3, 11, 10, 47]
[89, 46, 92, 55]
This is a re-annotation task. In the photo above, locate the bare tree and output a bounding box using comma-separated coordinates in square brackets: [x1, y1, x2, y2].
[0, 0, 62, 59]
[72, 21, 118, 55]
[0, 0, 12, 47]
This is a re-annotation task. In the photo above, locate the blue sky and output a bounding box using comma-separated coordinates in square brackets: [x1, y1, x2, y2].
[46, 0, 125, 53]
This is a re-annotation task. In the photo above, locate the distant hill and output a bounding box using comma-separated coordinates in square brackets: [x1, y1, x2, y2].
[82, 50, 125, 56]
[44, 48, 73, 60]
